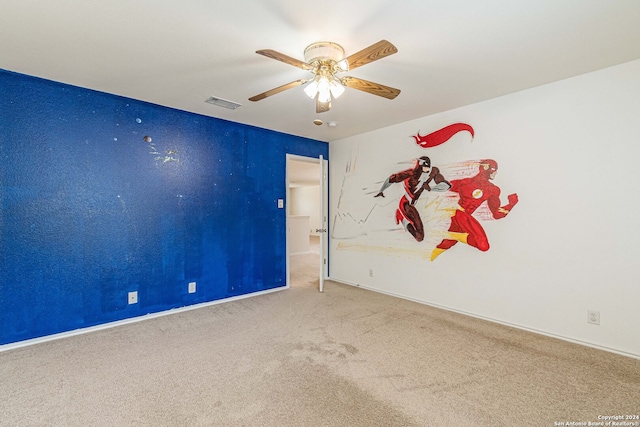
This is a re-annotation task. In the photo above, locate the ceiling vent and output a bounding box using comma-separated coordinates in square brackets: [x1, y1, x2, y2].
[205, 96, 242, 110]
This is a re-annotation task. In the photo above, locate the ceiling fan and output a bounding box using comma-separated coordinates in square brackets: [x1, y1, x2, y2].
[249, 40, 400, 114]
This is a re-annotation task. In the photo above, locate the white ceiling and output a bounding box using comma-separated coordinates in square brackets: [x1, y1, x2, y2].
[1, 0, 639, 143]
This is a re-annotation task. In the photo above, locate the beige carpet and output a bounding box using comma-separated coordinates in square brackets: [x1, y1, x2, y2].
[1, 243, 638, 426]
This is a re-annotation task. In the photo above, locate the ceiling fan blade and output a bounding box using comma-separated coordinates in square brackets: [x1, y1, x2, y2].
[341, 76, 400, 100]
[249, 79, 308, 102]
[316, 97, 331, 114]
[256, 49, 312, 70]
[344, 40, 398, 71]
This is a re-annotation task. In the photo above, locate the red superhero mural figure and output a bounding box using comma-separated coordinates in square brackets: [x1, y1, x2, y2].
[375, 156, 451, 242]
[430, 159, 518, 260]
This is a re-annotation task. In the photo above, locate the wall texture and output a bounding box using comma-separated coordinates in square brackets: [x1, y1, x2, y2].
[290, 185, 320, 235]
[0, 69, 327, 345]
[329, 59, 640, 358]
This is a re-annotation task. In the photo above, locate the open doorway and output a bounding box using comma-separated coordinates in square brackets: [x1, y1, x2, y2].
[286, 155, 323, 290]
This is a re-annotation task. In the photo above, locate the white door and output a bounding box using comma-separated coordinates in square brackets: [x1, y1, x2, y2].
[318, 155, 328, 292]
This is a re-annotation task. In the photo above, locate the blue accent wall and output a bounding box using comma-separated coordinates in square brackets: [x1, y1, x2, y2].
[0, 69, 328, 345]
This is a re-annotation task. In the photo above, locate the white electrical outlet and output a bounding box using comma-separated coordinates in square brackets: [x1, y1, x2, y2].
[188, 281, 196, 294]
[369, 269, 374, 277]
[128, 291, 138, 305]
[587, 310, 600, 325]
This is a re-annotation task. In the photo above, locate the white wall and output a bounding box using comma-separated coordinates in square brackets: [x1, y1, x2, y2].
[329, 59, 640, 358]
[290, 185, 321, 235]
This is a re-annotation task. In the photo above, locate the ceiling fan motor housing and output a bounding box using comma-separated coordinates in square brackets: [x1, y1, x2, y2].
[304, 42, 346, 66]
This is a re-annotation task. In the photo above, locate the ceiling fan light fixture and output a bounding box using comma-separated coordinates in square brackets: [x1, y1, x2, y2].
[336, 58, 349, 72]
[317, 77, 332, 102]
[318, 91, 331, 104]
[305, 74, 344, 101]
[329, 78, 345, 98]
[304, 79, 319, 99]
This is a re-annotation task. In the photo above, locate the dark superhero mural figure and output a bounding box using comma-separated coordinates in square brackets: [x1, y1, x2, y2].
[374, 156, 451, 242]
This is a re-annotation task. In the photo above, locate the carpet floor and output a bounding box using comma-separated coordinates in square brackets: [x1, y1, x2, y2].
[1, 241, 638, 426]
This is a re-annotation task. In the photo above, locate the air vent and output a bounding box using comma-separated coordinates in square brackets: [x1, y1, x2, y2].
[205, 96, 242, 110]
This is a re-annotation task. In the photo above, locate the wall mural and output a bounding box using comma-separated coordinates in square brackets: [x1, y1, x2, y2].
[373, 156, 451, 243]
[332, 123, 519, 261]
[430, 157, 519, 260]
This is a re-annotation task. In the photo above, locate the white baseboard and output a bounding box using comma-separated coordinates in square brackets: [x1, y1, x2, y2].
[0, 286, 287, 353]
[327, 276, 640, 361]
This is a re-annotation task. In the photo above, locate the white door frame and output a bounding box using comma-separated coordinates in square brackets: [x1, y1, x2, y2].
[318, 154, 328, 292]
[285, 154, 328, 292]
